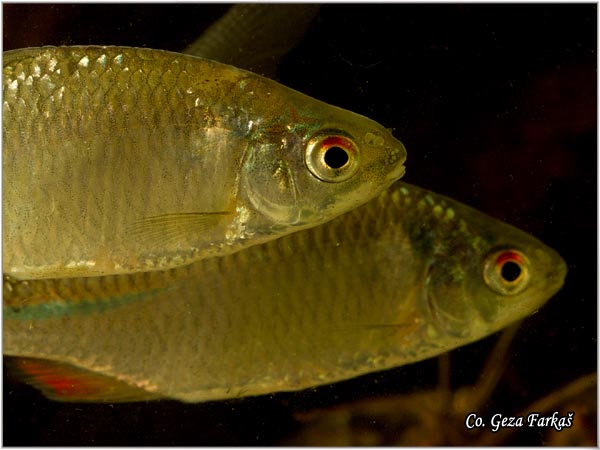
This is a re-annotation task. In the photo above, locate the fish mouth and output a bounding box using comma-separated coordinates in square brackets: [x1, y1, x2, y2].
[386, 143, 407, 181]
[542, 258, 568, 299]
[388, 163, 406, 181]
[534, 246, 568, 300]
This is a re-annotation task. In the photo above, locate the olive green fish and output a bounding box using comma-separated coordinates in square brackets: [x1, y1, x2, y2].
[3, 182, 566, 403]
[3, 46, 406, 280]
[184, 4, 321, 77]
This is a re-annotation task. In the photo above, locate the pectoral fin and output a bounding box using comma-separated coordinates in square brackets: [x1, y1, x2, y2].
[6, 357, 162, 403]
[127, 212, 232, 247]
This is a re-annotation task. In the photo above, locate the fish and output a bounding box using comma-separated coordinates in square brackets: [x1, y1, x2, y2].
[3, 181, 566, 403]
[184, 4, 321, 77]
[283, 325, 596, 445]
[2, 45, 406, 280]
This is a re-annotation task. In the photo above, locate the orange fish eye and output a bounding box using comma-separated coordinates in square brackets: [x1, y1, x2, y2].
[305, 133, 360, 183]
[483, 249, 531, 295]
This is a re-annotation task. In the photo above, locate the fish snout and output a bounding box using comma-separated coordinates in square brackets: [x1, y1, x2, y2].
[384, 140, 407, 182]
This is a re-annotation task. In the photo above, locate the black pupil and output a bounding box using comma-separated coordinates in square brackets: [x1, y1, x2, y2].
[324, 146, 349, 169]
[501, 261, 522, 282]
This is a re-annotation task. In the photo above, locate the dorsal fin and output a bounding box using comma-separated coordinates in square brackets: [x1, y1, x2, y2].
[6, 356, 162, 403]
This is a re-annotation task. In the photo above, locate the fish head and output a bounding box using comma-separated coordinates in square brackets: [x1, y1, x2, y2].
[241, 99, 406, 230]
[418, 198, 567, 343]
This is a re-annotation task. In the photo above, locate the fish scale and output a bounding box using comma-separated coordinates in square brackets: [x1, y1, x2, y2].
[4, 182, 565, 402]
[4, 46, 406, 280]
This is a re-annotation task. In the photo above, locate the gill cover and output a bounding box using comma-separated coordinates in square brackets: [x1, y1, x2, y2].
[242, 142, 301, 225]
[241, 130, 364, 226]
[424, 260, 477, 338]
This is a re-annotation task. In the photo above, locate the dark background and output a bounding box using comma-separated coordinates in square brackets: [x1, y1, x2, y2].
[3, 4, 596, 445]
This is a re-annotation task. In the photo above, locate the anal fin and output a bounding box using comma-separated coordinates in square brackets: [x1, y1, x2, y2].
[6, 356, 163, 403]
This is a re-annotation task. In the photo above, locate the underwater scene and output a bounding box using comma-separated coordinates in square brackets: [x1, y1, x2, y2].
[3, 4, 596, 446]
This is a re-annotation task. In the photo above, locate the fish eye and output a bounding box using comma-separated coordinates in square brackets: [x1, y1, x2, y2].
[483, 249, 531, 295]
[323, 146, 349, 169]
[305, 133, 360, 183]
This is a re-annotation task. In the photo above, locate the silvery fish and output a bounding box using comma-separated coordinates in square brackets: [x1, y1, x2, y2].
[3, 182, 566, 403]
[184, 4, 321, 77]
[2, 45, 406, 280]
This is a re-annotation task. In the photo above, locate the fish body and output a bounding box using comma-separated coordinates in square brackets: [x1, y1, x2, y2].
[3, 182, 566, 403]
[184, 4, 321, 76]
[3, 46, 406, 280]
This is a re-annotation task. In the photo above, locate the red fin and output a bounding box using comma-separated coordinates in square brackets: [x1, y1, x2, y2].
[7, 356, 162, 403]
